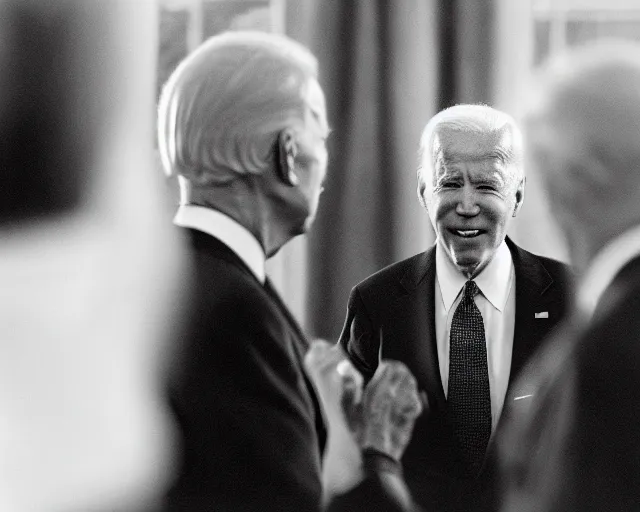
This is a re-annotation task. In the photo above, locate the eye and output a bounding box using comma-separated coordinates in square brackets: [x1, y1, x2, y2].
[441, 180, 461, 189]
[478, 184, 497, 192]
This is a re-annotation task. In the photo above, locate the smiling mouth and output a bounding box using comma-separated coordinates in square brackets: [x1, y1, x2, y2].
[452, 229, 483, 238]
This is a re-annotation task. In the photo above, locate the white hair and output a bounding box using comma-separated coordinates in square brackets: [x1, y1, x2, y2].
[157, 31, 318, 185]
[527, 39, 640, 192]
[417, 104, 524, 189]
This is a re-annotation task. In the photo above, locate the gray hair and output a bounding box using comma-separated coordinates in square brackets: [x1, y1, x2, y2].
[157, 31, 318, 185]
[418, 104, 524, 188]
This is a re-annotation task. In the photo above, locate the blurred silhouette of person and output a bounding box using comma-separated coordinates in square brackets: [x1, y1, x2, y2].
[0, 1, 184, 511]
[339, 105, 572, 511]
[499, 40, 640, 512]
[157, 31, 422, 512]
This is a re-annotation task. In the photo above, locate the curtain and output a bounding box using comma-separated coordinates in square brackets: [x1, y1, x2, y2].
[305, 0, 499, 340]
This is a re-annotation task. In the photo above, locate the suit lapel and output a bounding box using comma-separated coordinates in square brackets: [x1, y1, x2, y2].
[385, 247, 447, 410]
[504, 237, 555, 410]
[264, 278, 309, 355]
[262, 277, 327, 454]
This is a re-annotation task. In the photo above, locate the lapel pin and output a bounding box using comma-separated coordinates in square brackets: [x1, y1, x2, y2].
[535, 312, 549, 318]
[514, 394, 534, 401]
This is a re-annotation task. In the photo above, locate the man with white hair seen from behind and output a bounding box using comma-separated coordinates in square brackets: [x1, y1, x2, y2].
[499, 40, 640, 512]
[340, 104, 572, 511]
[157, 31, 422, 512]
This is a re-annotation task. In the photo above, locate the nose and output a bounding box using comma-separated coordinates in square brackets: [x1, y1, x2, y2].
[455, 186, 480, 217]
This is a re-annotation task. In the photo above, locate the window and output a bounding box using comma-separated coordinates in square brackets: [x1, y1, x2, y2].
[533, 0, 640, 65]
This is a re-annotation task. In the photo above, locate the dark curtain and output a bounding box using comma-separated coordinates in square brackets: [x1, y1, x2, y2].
[306, 0, 497, 340]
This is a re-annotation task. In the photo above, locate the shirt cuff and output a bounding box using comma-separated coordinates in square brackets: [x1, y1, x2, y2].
[362, 448, 402, 476]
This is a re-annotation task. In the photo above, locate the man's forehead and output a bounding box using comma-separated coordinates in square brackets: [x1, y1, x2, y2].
[432, 126, 515, 164]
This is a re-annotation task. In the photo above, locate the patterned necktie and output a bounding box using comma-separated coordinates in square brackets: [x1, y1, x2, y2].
[448, 280, 491, 475]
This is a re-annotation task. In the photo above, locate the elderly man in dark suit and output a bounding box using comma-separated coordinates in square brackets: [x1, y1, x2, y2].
[498, 40, 640, 512]
[157, 31, 422, 512]
[339, 104, 572, 512]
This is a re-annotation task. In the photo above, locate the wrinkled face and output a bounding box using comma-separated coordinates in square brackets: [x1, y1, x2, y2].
[420, 127, 524, 278]
[295, 78, 330, 232]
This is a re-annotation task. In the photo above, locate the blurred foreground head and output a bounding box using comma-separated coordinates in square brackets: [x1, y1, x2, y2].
[0, 1, 183, 511]
[158, 31, 330, 256]
[526, 39, 640, 273]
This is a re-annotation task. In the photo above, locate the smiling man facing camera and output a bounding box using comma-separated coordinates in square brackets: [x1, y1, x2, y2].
[339, 105, 572, 512]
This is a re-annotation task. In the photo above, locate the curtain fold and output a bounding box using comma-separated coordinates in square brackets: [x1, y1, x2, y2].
[306, 0, 499, 340]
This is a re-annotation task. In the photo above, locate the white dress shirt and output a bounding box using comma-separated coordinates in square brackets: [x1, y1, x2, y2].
[174, 204, 266, 284]
[578, 224, 640, 320]
[435, 240, 516, 429]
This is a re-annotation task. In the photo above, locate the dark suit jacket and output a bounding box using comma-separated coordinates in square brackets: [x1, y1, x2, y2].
[339, 237, 572, 512]
[165, 228, 416, 512]
[499, 254, 640, 512]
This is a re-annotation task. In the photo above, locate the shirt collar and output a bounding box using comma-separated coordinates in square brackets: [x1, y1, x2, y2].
[578, 223, 640, 318]
[174, 204, 266, 284]
[436, 239, 514, 312]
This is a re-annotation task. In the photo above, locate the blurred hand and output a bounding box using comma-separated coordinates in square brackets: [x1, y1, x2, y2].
[358, 361, 424, 461]
[304, 340, 365, 499]
[304, 340, 362, 421]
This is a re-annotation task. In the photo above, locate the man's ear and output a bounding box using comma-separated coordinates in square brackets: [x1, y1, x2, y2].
[417, 168, 428, 208]
[513, 176, 526, 217]
[276, 129, 299, 187]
